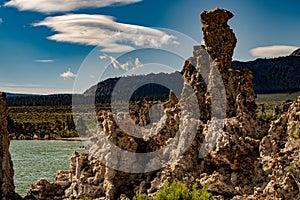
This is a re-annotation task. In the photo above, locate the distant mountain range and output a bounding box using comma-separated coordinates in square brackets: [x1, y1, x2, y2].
[87, 49, 300, 98]
[232, 48, 300, 93]
[3, 48, 300, 106]
[83, 72, 183, 102]
[5, 93, 36, 98]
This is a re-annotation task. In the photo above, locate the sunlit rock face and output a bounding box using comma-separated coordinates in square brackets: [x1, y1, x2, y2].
[200, 8, 257, 118]
[0, 93, 21, 200]
[147, 8, 267, 198]
[258, 96, 300, 199]
[201, 8, 236, 73]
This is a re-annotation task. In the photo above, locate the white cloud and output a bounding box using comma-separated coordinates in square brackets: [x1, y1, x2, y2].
[60, 68, 77, 79]
[99, 54, 143, 71]
[33, 14, 178, 53]
[35, 59, 54, 63]
[249, 45, 299, 58]
[4, 0, 141, 13]
[110, 56, 129, 71]
[99, 56, 106, 60]
[99, 54, 129, 71]
[0, 18, 3, 23]
[134, 58, 143, 68]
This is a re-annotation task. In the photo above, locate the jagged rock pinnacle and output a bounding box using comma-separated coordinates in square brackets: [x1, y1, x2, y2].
[199, 8, 256, 117]
[201, 8, 237, 73]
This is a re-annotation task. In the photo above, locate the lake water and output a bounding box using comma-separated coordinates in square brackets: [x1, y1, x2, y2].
[10, 140, 86, 197]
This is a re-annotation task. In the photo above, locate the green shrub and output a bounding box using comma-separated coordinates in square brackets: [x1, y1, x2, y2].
[57, 130, 67, 138]
[285, 164, 295, 173]
[57, 130, 79, 138]
[289, 126, 300, 139]
[133, 188, 153, 200]
[256, 113, 280, 122]
[133, 181, 212, 200]
[78, 197, 91, 200]
[35, 129, 52, 138]
[66, 130, 79, 137]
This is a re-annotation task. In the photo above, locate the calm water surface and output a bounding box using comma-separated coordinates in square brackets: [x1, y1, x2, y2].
[10, 140, 86, 197]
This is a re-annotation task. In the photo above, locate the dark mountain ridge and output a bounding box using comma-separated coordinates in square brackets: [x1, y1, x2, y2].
[232, 53, 300, 93]
[83, 71, 183, 102]
[3, 50, 300, 106]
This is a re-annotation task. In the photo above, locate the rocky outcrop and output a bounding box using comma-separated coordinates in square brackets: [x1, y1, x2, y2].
[257, 96, 300, 199]
[201, 8, 257, 118]
[25, 110, 154, 199]
[130, 97, 151, 126]
[25, 8, 299, 200]
[275, 99, 294, 115]
[0, 93, 21, 200]
[201, 9, 236, 73]
[146, 8, 266, 199]
[25, 152, 106, 200]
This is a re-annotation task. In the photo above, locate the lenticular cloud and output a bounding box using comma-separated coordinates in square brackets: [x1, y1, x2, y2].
[33, 14, 178, 53]
[4, 0, 142, 13]
[250, 45, 299, 58]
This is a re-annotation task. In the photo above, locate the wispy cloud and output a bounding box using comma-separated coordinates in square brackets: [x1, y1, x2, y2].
[33, 14, 178, 53]
[35, 59, 54, 63]
[4, 0, 141, 13]
[99, 54, 129, 71]
[60, 68, 77, 79]
[250, 45, 299, 58]
[99, 54, 143, 71]
[0, 18, 3, 24]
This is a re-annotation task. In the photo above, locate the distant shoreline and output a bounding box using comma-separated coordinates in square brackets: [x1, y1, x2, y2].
[10, 137, 90, 141]
[55, 137, 89, 141]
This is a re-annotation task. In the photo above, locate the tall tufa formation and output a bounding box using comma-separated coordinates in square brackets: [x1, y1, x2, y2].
[200, 8, 257, 118]
[201, 8, 236, 73]
[0, 93, 21, 200]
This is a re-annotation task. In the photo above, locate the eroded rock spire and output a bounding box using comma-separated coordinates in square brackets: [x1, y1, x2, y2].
[201, 8, 237, 73]
[0, 93, 21, 200]
[200, 8, 256, 118]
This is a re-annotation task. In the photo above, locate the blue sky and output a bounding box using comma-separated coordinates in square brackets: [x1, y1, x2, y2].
[0, 0, 300, 94]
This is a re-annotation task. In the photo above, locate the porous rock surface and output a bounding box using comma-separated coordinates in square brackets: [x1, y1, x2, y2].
[147, 8, 267, 199]
[0, 93, 21, 200]
[257, 96, 300, 199]
[25, 8, 299, 200]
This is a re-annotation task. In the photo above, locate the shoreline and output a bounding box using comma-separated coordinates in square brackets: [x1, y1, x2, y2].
[10, 137, 90, 141]
[55, 137, 89, 141]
